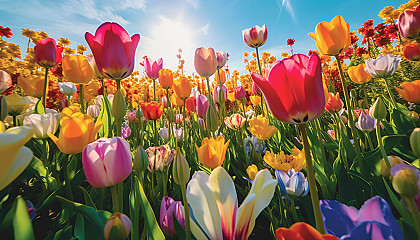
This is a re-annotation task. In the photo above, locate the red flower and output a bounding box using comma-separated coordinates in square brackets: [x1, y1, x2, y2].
[287, 38, 295, 46]
[276, 222, 339, 240]
[363, 19, 374, 29]
[185, 97, 196, 112]
[34, 38, 63, 68]
[140, 102, 164, 120]
[350, 32, 359, 45]
[0, 26, 13, 38]
[356, 47, 367, 57]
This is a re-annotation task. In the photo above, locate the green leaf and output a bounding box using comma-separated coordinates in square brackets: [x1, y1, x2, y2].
[35, 99, 45, 114]
[79, 186, 96, 209]
[74, 214, 85, 240]
[98, 95, 114, 138]
[390, 108, 415, 134]
[4, 196, 35, 240]
[383, 178, 412, 223]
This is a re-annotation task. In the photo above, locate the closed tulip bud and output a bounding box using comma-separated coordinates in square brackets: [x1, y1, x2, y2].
[18, 75, 45, 98]
[0, 95, 7, 121]
[398, 5, 420, 40]
[242, 25, 268, 48]
[161, 96, 168, 108]
[391, 164, 419, 198]
[144, 57, 163, 80]
[194, 47, 217, 78]
[133, 145, 149, 174]
[136, 108, 144, 119]
[403, 41, 420, 61]
[104, 213, 131, 240]
[57, 82, 77, 96]
[198, 117, 206, 130]
[34, 38, 63, 68]
[0, 70, 12, 94]
[112, 89, 126, 120]
[87, 105, 100, 118]
[166, 107, 175, 123]
[411, 128, 420, 158]
[196, 94, 209, 118]
[206, 103, 219, 133]
[23, 113, 58, 139]
[172, 147, 190, 185]
[159, 69, 173, 89]
[235, 86, 247, 101]
[380, 156, 404, 178]
[246, 164, 258, 181]
[325, 93, 343, 113]
[348, 63, 372, 84]
[213, 85, 227, 104]
[160, 197, 185, 237]
[409, 111, 419, 122]
[369, 97, 387, 120]
[215, 51, 227, 69]
[62, 55, 94, 84]
[250, 95, 261, 106]
[355, 112, 376, 133]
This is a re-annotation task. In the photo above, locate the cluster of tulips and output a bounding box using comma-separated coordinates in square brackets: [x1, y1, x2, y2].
[1, 1, 420, 240]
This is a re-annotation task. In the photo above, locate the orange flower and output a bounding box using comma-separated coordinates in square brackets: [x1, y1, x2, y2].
[159, 68, 174, 89]
[140, 101, 164, 120]
[214, 70, 226, 84]
[348, 64, 371, 84]
[276, 222, 339, 240]
[395, 80, 420, 104]
[173, 76, 191, 100]
[195, 136, 230, 169]
[62, 55, 94, 84]
[171, 93, 184, 107]
[18, 75, 45, 97]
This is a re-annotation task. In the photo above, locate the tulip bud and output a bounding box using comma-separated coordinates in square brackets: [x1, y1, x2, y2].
[104, 213, 131, 240]
[246, 164, 258, 181]
[112, 89, 126, 120]
[213, 85, 227, 104]
[235, 86, 247, 101]
[206, 102, 219, 133]
[161, 96, 168, 108]
[166, 107, 175, 123]
[134, 145, 149, 174]
[411, 128, 420, 158]
[369, 97, 387, 120]
[196, 94, 209, 118]
[172, 147, 190, 186]
[198, 117, 206, 130]
[408, 111, 419, 122]
[380, 156, 404, 178]
[57, 82, 77, 96]
[391, 164, 419, 198]
[356, 112, 376, 133]
[0, 95, 8, 121]
[87, 105, 100, 118]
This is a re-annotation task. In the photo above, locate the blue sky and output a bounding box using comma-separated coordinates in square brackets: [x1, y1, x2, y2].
[0, 0, 407, 75]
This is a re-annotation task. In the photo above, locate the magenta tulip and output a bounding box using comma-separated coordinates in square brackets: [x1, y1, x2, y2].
[398, 5, 420, 40]
[85, 22, 140, 80]
[235, 86, 247, 101]
[212, 85, 227, 104]
[215, 51, 227, 69]
[242, 25, 268, 48]
[252, 81, 261, 95]
[144, 57, 163, 80]
[82, 137, 132, 188]
[196, 94, 209, 118]
[34, 38, 63, 68]
[160, 196, 185, 237]
[251, 53, 325, 124]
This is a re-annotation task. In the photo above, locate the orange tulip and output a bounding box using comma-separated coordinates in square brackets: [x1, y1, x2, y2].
[173, 76, 191, 100]
[62, 55, 94, 84]
[214, 70, 226, 84]
[171, 94, 184, 107]
[395, 80, 420, 104]
[276, 222, 339, 240]
[18, 75, 45, 97]
[159, 69, 174, 89]
[140, 102, 164, 120]
[348, 64, 371, 84]
[403, 41, 420, 61]
[195, 136, 230, 169]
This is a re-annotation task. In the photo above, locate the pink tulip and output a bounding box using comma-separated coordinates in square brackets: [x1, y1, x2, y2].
[161, 96, 168, 108]
[235, 86, 247, 101]
[242, 25, 268, 48]
[212, 85, 227, 104]
[198, 117, 206, 130]
[0, 70, 12, 93]
[82, 137, 132, 188]
[127, 110, 139, 122]
[325, 92, 343, 114]
[252, 81, 261, 95]
[196, 94, 209, 118]
[34, 38, 63, 68]
[194, 47, 217, 78]
[175, 114, 183, 124]
[146, 145, 175, 172]
[398, 5, 420, 40]
[85, 22, 140, 80]
[144, 57, 163, 80]
[160, 196, 185, 237]
[215, 51, 227, 69]
[251, 53, 325, 124]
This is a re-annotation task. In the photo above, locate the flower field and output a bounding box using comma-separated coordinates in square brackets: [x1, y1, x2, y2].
[1, 0, 420, 240]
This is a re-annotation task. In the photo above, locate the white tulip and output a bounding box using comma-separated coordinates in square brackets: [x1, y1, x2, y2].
[57, 82, 77, 96]
[87, 105, 100, 118]
[23, 113, 58, 139]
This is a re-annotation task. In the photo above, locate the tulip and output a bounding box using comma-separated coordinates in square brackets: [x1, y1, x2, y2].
[246, 164, 258, 182]
[251, 53, 325, 124]
[34, 38, 63, 68]
[309, 16, 351, 56]
[0, 70, 12, 93]
[196, 94, 209, 118]
[87, 105, 100, 118]
[48, 112, 103, 155]
[242, 25, 268, 48]
[320, 196, 403, 240]
[250, 95, 261, 106]
[144, 57, 163, 80]
[104, 213, 131, 240]
[276, 168, 309, 197]
[398, 5, 420, 40]
[0, 125, 34, 191]
[215, 51, 227, 69]
[325, 93, 343, 114]
[365, 54, 401, 80]
[57, 82, 77, 96]
[82, 137, 132, 188]
[264, 147, 306, 172]
[5, 93, 32, 116]
[159, 126, 184, 142]
[60, 105, 82, 118]
[411, 128, 420, 158]
[247, 115, 277, 140]
[160, 197, 185, 237]
[214, 69, 226, 84]
[185, 97, 196, 112]
[87, 56, 103, 79]
[369, 97, 387, 120]
[195, 136, 229, 169]
[62, 55, 93, 84]
[85, 22, 140, 80]
[380, 156, 404, 178]
[146, 145, 175, 172]
[173, 76, 191, 100]
[172, 147, 190, 186]
[127, 110, 138, 122]
[133, 145, 148, 174]
[25, 200, 36, 221]
[112, 89, 126, 120]
[161, 96, 168, 108]
[235, 86, 247, 101]
[391, 164, 419, 198]
[23, 113, 58, 139]
[175, 114, 183, 124]
[348, 63, 372, 84]
[140, 102, 163, 120]
[403, 41, 420, 61]
[276, 222, 339, 240]
[121, 122, 131, 139]
[186, 167, 277, 239]
[194, 47, 217, 78]
[244, 135, 265, 155]
[171, 94, 184, 107]
[395, 80, 420, 104]
[224, 113, 246, 130]
[212, 85, 227, 104]
[205, 103, 220, 133]
[355, 111, 376, 133]
[17, 75, 45, 98]
[158, 69, 173, 89]
[198, 117, 206, 130]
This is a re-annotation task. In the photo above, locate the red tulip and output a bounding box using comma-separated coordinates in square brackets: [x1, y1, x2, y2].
[235, 86, 247, 101]
[325, 93, 343, 114]
[403, 41, 420, 61]
[140, 102, 163, 120]
[185, 97, 196, 112]
[34, 38, 63, 68]
[85, 22, 140, 80]
[242, 25, 268, 48]
[251, 53, 325, 124]
[398, 5, 420, 40]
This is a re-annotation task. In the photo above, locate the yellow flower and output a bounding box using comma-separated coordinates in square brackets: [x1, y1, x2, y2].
[5, 93, 32, 116]
[171, 93, 184, 107]
[348, 64, 372, 84]
[246, 164, 258, 181]
[264, 147, 306, 172]
[158, 69, 174, 89]
[18, 74, 46, 98]
[309, 16, 351, 56]
[173, 76, 192, 100]
[60, 106, 82, 118]
[195, 136, 230, 169]
[62, 55, 94, 84]
[247, 115, 277, 140]
[250, 95, 261, 106]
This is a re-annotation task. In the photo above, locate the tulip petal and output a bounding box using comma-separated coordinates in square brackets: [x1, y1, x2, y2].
[290, 222, 330, 240]
[82, 143, 109, 188]
[320, 199, 358, 237]
[343, 221, 392, 240]
[181, 205, 211, 240]
[103, 137, 132, 186]
[0, 146, 33, 191]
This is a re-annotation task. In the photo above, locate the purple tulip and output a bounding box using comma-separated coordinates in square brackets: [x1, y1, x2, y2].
[212, 85, 227, 104]
[196, 94, 209, 118]
[26, 200, 36, 221]
[160, 196, 185, 237]
[144, 57, 163, 80]
[355, 111, 376, 133]
[122, 122, 131, 139]
[235, 86, 247, 101]
[320, 196, 403, 240]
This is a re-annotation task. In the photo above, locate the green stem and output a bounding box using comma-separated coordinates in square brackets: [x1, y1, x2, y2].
[217, 68, 225, 121]
[79, 84, 85, 114]
[162, 171, 167, 197]
[118, 182, 123, 214]
[110, 185, 119, 213]
[255, 47, 263, 76]
[67, 95, 71, 106]
[366, 132, 374, 151]
[403, 197, 420, 240]
[42, 138, 48, 163]
[42, 67, 49, 113]
[376, 120, 391, 170]
[383, 77, 397, 109]
[180, 184, 191, 240]
[153, 79, 156, 101]
[116, 118, 122, 137]
[12, 115, 17, 127]
[64, 155, 73, 201]
[290, 197, 299, 222]
[205, 77, 212, 105]
[153, 119, 158, 146]
[298, 123, 325, 234]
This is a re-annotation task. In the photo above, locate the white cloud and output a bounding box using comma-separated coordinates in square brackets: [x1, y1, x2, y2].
[119, 0, 146, 10]
[185, 0, 200, 9]
[64, 0, 129, 25]
[276, 0, 296, 22]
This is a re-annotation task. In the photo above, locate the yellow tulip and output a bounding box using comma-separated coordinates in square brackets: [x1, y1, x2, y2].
[173, 76, 192, 100]
[18, 75, 46, 98]
[264, 147, 306, 172]
[348, 64, 372, 84]
[250, 95, 261, 106]
[158, 69, 174, 89]
[195, 136, 230, 169]
[247, 115, 277, 140]
[246, 164, 259, 181]
[309, 16, 351, 56]
[60, 105, 82, 118]
[0, 125, 34, 191]
[48, 112, 102, 154]
[5, 93, 32, 116]
[171, 93, 184, 107]
[62, 55, 94, 84]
